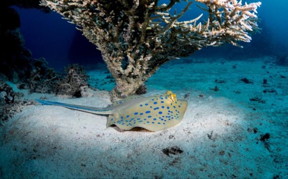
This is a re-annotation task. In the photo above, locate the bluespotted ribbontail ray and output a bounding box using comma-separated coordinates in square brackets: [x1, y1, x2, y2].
[36, 91, 188, 131]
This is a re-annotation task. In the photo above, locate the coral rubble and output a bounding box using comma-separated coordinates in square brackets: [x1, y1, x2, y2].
[41, 0, 261, 100]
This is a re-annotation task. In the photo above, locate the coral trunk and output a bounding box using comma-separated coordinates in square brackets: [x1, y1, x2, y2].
[111, 76, 144, 101]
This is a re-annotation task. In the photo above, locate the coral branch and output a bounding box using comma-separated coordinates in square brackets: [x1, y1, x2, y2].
[40, 0, 261, 100]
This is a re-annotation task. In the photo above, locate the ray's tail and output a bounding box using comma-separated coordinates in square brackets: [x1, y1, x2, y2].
[36, 99, 112, 115]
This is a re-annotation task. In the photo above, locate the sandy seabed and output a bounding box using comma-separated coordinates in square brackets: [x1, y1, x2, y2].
[0, 57, 287, 178]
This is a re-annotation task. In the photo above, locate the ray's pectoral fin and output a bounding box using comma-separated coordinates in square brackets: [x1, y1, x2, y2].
[107, 113, 119, 127]
[106, 91, 188, 132]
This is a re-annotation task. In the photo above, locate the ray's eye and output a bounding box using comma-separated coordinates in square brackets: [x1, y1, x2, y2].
[169, 94, 177, 102]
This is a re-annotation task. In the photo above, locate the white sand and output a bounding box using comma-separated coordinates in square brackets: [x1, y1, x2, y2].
[0, 57, 287, 178]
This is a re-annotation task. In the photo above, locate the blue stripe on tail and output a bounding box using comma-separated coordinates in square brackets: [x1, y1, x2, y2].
[36, 99, 64, 106]
[35, 99, 112, 115]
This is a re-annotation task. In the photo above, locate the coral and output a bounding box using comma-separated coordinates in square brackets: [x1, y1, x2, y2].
[56, 65, 90, 97]
[24, 58, 60, 93]
[16, 61, 91, 97]
[0, 0, 93, 124]
[135, 84, 147, 95]
[19, 62, 91, 97]
[0, 6, 88, 96]
[41, 0, 261, 100]
[0, 2, 51, 86]
[0, 81, 34, 123]
[0, 81, 19, 105]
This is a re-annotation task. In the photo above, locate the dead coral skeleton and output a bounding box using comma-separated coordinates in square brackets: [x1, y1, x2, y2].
[41, 0, 261, 100]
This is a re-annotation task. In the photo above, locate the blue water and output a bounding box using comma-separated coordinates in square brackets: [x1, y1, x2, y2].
[14, 8, 103, 71]
[15, 0, 288, 70]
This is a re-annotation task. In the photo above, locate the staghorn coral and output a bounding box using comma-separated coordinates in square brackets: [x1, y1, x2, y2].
[40, 0, 261, 100]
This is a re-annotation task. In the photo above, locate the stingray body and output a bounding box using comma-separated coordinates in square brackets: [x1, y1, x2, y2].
[36, 91, 188, 131]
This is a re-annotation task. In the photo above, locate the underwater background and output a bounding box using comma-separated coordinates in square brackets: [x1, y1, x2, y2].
[1, 0, 288, 178]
